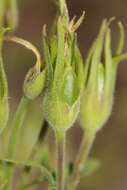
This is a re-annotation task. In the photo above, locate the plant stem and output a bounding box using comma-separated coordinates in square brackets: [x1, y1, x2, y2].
[67, 130, 96, 190]
[0, 0, 6, 27]
[58, 0, 68, 17]
[8, 96, 30, 157]
[4, 96, 30, 190]
[56, 130, 66, 190]
[59, 0, 65, 15]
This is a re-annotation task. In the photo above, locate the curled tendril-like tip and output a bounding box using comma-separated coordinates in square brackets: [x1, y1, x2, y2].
[4, 36, 42, 71]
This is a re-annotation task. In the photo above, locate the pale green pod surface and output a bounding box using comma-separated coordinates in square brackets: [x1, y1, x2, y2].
[0, 57, 9, 133]
[97, 63, 105, 100]
[80, 64, 106, 131]
[59, 67, 79, 106]
[42, 15, 85, 132]
[43, 89, 80, 131]
[23, 66, 46, 100]
[80, 19, 125, 134]
[80, 21, 107, 132]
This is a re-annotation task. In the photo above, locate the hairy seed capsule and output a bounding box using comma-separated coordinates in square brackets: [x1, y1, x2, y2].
[23, 66, 46, 100]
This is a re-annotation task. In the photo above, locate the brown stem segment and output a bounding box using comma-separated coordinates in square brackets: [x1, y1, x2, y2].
[56, 130, 66, 190]
[68, 130, 96, 190]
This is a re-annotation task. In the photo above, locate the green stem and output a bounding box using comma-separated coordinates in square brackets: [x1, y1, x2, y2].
[4, 96, 30, 190]
[56, 130, 66, 190]
[67, 130, 96, 190]
[0, 0, 6, 27]
[113, 53, 127, 63]
[8, 96, 30, 157]
[59, 0, 65, 15]
[0, 158, 56, 190]
[8, 0, 19, 30]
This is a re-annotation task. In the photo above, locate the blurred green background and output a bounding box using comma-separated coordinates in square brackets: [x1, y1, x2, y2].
[3, 0, 127, 190]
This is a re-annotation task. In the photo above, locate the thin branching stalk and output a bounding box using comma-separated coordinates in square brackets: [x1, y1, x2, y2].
[2, 34, 43, 190]
[4, 96, 30, 190]
[56, 130, 66, 190]
[8, 96, 30, 157]
[67, 130, 96, 190]
[59, 0, 65, 15]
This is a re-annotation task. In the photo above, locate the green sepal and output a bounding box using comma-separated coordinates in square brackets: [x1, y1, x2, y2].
[87, 19, 107, 92]
[53, 16, 65, 87]
[50, 35, 58, 66]
[42, 26, 53, 84]
[73, 39, 85, 93]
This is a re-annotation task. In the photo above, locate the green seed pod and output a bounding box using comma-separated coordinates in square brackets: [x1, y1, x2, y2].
[80, 19, 126, 134]
[42, 15, 85, 133]
[43, 64, 81, 132]
[43, 88, 80, 131]
[80, 63, 109, 133]
[80, 20, 111, 133]
[0, 57, 9, 132]
[23, 66, 46, 100]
